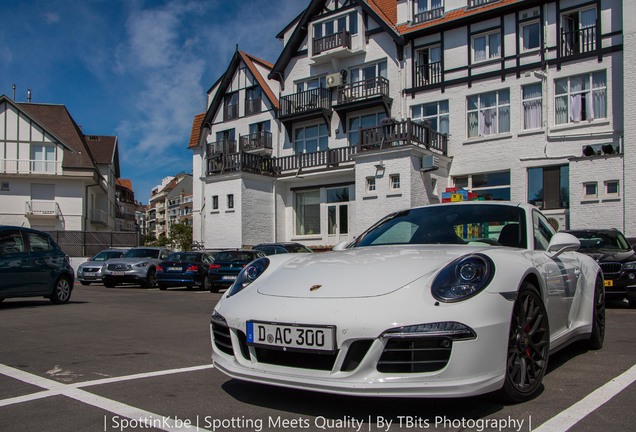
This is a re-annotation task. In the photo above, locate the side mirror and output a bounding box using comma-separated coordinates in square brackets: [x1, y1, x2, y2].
[547, 232, 581, 258]
[332, 240, 350, 251]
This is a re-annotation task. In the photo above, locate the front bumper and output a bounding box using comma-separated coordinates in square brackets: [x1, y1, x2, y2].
[102, 268, 148, 283]
[210, 286, 513, 398]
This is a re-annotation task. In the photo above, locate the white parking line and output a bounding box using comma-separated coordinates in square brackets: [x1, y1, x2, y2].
[533, 363, 636, 432]
[0, 363, 213, 432]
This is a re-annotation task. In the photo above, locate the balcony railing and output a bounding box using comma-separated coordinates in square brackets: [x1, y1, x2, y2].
[207, 139, 238, 155]
[358, 119, 447, 155]
[415, 61, 442, 87]
[207, 152, 275, 176]
[414, 6, 444, 24]
[274, 147, 355, 172]
[89, 208, 108, 225]
[25, 200, 62, 217]
[240, 131, 273, 152]
[279, 87, 332, 117]
[337, 76, 389, 104]
[561, 26, 596, 57]
[313, 29, 351, 55]
[1, 159, 62, 175]
[116, 211, 137, 221]
[467, 0, 500, 8]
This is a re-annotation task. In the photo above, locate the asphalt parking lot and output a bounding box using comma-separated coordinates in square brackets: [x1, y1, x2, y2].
[0, 282, 635, 432]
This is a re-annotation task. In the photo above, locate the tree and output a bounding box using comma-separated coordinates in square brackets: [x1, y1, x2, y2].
[170, 222, 193, 251]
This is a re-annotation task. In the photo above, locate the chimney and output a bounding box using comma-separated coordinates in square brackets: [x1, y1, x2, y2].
[12, 84, 16, 101]
[27, 89, 31, 103]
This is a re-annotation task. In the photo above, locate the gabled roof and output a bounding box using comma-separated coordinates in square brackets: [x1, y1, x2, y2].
[188, 112, 206, 149]
[201, 49, 278, 131]
[116, 178, 133, 192]
[268, 0, 404, 82]
[85, 135, 120, 177]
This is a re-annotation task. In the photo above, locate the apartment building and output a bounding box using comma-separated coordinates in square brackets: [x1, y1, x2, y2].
[0, 95, 120, 231]
[191, 0, 628, 249]
[146, 173, 192, 240]
[115, 178, 138, 232]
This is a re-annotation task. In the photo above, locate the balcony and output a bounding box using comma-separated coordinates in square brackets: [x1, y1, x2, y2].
[358, 119, 447, 156]
[414, 61, 442, 88]
[279, 87, 333, 138]
[89, 209, 108, 225]
[116, 210, 137, 221]
[25, 200, 62, 218]
[414, 6, 444, 24]
[561, 26, 596, 57]
[207, 139, 238, 155]
[240, 131, 273, 156]
[1, 159, 62, 175]
[334, 77, 392, 126]
[467, 0, 501, 8]
[313, 29, 351, 56]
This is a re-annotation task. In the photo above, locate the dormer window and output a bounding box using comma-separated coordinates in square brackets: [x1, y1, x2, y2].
[414, 0, 444, 24]
[312, 12, 357, 55]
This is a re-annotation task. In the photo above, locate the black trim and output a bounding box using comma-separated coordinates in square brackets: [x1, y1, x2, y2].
[291, 181, 354, 192]
[560, 0, 596, 14]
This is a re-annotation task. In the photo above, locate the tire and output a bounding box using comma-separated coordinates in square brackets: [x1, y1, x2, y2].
[186, 285, 193, 290]
[629, 299, 636, 309]
[209, 283, 219, 293]
[158, 283, 168, 291]
[50, 276, 72, 304]
[0, 298, 4, 303]
[80, 281, 91, 286]
[143, 268, 157, 288]
[104, 278, 116, 288]
[499, 282, 550, 403]
[199, 275, 210, 291]
[587, 276, 605, 350]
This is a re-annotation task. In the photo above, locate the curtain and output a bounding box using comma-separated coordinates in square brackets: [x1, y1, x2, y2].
[555, 96, 568, 125]
[473, 36, 486, 62]
[479, 108, 497, 136]
[569, 77, 583, 122]
[489, 33, 501, 58]
[523, 84, 542, 129]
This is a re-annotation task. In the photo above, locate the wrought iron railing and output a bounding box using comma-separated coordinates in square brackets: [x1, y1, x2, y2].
[279, 87, 332, 117]
[414, 6, 444, 23]
[415, 61, 442, 87]
[337, 76, 389, 104]
[561, 26, 596, 56]
[207, 139, 238, 155]
[313, 29, 351, 55]
[358, 119, 447, 155]
[467, 0, 500, 8]
[240, 131, 273, 151]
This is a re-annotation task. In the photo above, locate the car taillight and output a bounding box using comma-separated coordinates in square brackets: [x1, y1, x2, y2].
[156, 265, 164, 271]
[209, 264, 221, 269]
[187, 265, 199, 272]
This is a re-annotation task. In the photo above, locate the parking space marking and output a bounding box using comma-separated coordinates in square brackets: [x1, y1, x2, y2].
[534, 363, 636, 432]
[0, 363, 213, 432]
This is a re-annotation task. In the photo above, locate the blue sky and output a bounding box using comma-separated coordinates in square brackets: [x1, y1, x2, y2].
[0, 0, 305, 203]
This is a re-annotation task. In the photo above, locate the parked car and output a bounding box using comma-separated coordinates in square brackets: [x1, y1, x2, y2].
[76, 249, 126, 285]
[210, 202, 604, 402]
[102, 246, 172, 288]
[156, 251, 215, 290]
[208, 249, 265, 293]
[565, 228, 636, 307]
[252, 242, 313, 255]
[0, 226, 74, 304]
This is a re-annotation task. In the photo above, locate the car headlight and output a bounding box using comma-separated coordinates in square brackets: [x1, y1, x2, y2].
[623, 262, 636, 270]
[431, 254, 494, 303]
[135, 262, 148, 268]
[227, 257, 270, 297]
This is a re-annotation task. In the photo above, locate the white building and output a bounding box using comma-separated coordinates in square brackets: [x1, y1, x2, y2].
[0, 95, 120, 232]
[191, 0, 629, 249]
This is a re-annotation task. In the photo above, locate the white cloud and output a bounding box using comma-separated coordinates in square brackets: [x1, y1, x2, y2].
[42, 11, 60, 24]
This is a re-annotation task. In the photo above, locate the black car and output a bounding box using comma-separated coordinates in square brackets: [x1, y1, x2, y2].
[156, 251, 215, 290]
[252, 242, 313, 256]
[0, 226, 74, 304]
[565, 228, 636, 307]
[208, 249, 265, 293]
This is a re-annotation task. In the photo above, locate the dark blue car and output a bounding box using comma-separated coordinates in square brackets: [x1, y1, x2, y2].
[208, 249, 265, 293]
[0, 226, 74, 304]
[156, 251, 215, 290]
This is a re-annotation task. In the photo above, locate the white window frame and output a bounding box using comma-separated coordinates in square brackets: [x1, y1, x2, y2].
[411, 100, 449, 135]
[366, 177, 376, 193]
[294, 124, 329, 154]
[554, 71, 607, 125]
[583, 182, 598, 198]
[390, 174, 401, 191]
[471, 30, 501, 63]
[521, 20, 541, 52]
[522, 83, 543, 130]
[348, 112, 386, 147]
[296, 76, 327, 93]
[212, 195, 219, 210]
[467, 89, 510, 138]
[227, 194, 234, 209]
[605, 180, 619, 196]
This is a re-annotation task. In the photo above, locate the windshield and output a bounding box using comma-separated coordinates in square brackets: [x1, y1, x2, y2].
[569, 231, 631, 251]
[355, 204, 527, 248]
[123, 248, 160, 259]
[92, 250, 124, 261]
[286, 244, 313, 253]
[166, 252, 201, 263]
[215, 251, 258, 262]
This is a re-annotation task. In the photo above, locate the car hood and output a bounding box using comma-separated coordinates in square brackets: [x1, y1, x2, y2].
[106, 257, 157, 265]
[579, 249, 636, 263]
[256, 245, 487, 299]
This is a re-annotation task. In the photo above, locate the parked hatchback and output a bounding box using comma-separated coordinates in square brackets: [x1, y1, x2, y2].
[156, 251, 215, 290]
[208, 249, 265, 293]
[76, 249, 126, 285]
[0, 226, 74, 304]
[102, 246, 172, 288]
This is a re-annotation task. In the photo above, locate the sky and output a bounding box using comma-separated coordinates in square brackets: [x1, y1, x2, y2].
[0, 0, 305, 204]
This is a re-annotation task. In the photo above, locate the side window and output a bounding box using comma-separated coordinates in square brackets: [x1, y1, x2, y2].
[0, 230, 25, 254]
[533, 211, 555, 251]
[26, 232, 52, 252]
[274, 246, 288, 255]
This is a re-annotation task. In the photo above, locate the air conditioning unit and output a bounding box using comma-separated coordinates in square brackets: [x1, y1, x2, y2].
[421, 154, 439, 172]
[326, 72, 343, 88]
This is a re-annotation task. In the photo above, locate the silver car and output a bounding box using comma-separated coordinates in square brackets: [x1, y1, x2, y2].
[101, 246, 172, 288]
[76, 249, 126, 285]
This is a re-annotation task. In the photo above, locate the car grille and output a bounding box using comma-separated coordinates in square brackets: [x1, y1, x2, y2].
[83, 267, 101, 273]
[107, 264, 132, 271]
[253, 347, 339, 371]
[377, 337, 452, 373]
[212, 322, 234, 356]
[599, 262, 622, 275]
[340, 340, 374, 372]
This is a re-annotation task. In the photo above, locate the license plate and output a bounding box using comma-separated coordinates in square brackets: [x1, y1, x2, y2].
[246, 321, 336, 353]
[222, 275, 237, 281]
[604, 279, 614, 287]
[168, 267, 182, 271]
[110, 271, 125, 276]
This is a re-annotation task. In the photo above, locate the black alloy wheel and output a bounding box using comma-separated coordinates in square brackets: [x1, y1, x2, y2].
[500, 282, 550, 403]
[143, 268, 157, 288]
[588, 276, 605, 350]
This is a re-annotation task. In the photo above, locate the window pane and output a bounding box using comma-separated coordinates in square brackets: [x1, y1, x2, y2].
[473, 36, 486, 61]
[523, 22, 540, 50]
[528, 167, 543, 206]
[489, 33, 501, 58]
[295, 191, 320, 236]
[327, 187, 349, 203]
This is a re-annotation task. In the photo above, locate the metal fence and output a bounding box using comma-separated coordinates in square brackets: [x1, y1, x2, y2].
[45, 230, 143, 257]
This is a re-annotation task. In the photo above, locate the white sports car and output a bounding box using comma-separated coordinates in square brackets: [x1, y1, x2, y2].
[210, 202, 604, 402]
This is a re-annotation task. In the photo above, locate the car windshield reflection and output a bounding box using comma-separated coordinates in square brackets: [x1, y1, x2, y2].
[124, 249, 160, 259]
